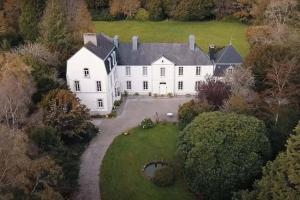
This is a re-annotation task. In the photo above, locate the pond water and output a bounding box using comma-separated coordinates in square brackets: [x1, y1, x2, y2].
[143, 162, 167, 178]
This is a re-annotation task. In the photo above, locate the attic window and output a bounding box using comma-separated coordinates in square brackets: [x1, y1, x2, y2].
[84, 68, 90, 78]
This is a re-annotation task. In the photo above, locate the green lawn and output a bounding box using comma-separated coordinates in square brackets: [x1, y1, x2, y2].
[100, 123, 194, 200]
[94, 20, 249, 57]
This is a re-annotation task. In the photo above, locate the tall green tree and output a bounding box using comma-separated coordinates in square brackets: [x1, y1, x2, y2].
[19, 0, 46, 41]
[234, 122, 300, 199]
[40, 0, 71, 57]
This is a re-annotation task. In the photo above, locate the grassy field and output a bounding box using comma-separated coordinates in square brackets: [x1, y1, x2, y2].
[94, 20, 249, 57]
[100, 123, 194, 200]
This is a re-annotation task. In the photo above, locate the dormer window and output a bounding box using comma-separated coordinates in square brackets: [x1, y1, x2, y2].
[84, 68, 90, 78]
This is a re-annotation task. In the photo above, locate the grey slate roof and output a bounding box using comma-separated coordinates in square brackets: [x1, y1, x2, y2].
[213, 44, 243, 77]
[215, 44, 243, 64]
[84, 34, 115, 60]
[116, 43, 212, 66]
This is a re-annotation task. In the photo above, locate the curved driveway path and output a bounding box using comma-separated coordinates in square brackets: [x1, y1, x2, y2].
[74, 97, 190, 200]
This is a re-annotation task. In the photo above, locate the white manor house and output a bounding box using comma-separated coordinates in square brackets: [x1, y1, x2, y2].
[67, 33, 243, 115]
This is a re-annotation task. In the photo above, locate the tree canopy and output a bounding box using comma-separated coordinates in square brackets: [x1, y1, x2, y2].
[177, 112, 271, 200]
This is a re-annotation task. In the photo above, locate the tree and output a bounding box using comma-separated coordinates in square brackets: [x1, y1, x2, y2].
[147, 0, 165, 21]
[40, 0, 71, 58]
[86, 0, 109, 10]
[171, 0, 215, 21]
[0, 0, 20, 34]
[178, 99, 213, 130]
[222, 94, 253, 115]
[0, 125, 63, 199]
[197, 77, 231, 109]
[234, 121, 300, 199]
[0, 53, 35, 130]
[110, 0, 141, 18]
[19, 0, 46, 41]
[177, 112, 271, 200]
[41, 89, 98, 143]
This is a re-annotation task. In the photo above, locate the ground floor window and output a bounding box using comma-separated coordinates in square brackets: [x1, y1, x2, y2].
[74, 81, 80, 91]
[97, 99, 103, 108]
[195, 81, 201, 91]
[126, 81, 132, 90]
[178, 81, 183, 90]
[143, 81, 148, 90]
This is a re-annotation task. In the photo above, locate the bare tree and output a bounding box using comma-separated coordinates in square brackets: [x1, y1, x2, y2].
[0, 53, 35, 129]
[264, 58, 299, 125]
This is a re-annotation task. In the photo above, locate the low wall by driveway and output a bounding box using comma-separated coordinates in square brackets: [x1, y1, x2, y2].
[74, 97, 191, 200]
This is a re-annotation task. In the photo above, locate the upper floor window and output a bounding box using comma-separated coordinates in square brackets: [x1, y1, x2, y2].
[143, 66, 148, 76]
[84, 68, 89, 78]
[126, 66, 131, 76]
[227, 66, 234, 74]
[112, 51, 117, 65]
[196, 66, 201, 76]
[195, 81, 201, 91]
[96, 81, 102, 92]
[143, 81, 148, 90]
[126, 81, 132, 90]
[74, 81, 80, 91]
[178, 67, 183, 76]
[160, 67, 165, 77]
[178, 81, 183, 90]
[97, 99, 103, 108]
[108, 57, 112, 71]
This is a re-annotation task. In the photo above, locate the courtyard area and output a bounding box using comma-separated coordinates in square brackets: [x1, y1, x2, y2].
[75, 97, 191, 200]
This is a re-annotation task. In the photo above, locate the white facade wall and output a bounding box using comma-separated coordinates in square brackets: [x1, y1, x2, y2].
[67, 47, 112, 115]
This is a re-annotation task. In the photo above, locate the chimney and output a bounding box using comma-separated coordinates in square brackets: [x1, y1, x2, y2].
[189, 35, 195, 51]
[113, 35, 119, 48]
[83, 33, 97, 46]
[209, 44, 216, 61]
[132, 36, 139, 51]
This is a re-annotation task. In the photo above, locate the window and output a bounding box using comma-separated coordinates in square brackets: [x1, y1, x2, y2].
[84, 68, 89, 78]
[126, 66, 131, 76]
[227, 66, 233, 74]
[178, 81, 183, 90]
[97, 99, 103, 108]
[178, 67, 183, 76]
[196, 66, 201, 75]
[143, 81, 148, 90]
[195, 81, 201, 91]
[143, 66, 148, 76]
[96, 81, 102, 92]
[126, 81, 132, 90]
[74, 81, 80, 91]
[160, 67, 165, 77]
[108, 57, 112, 70]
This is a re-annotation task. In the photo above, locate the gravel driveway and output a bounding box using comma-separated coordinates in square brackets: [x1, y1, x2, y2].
[74, 97, 191, 200]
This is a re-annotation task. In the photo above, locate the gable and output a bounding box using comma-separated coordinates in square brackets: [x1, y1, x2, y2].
[151, 56, 175, 65]
[215, 45, 243, 64]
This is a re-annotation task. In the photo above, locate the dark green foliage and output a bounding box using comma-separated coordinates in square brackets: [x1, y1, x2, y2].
[141, 118, 155, 129]
[177, 112, 271, 200]
[234, 122, 300, 199]
[148, 0, 165, 21]
[152, 166, 175, 187]
[29, 126, 62, 152]
[178, 99, 213, 130]
[171, 0, 215, 21]
[114, 99, 122, 107]
[19, 0, 46, 41]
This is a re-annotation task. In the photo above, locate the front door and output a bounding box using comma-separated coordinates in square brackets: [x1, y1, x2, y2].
[159, 82, 167, 95]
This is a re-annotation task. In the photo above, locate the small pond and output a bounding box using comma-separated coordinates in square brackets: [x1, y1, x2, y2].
[143, 161, 167, 178]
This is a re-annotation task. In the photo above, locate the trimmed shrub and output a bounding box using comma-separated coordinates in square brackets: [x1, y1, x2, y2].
[114, 100, 122, 107]
[177, 112, 271, 200]
[135, 8, 149, 21]
[141, 118, 155, 129]
[152, 166, 175, 187]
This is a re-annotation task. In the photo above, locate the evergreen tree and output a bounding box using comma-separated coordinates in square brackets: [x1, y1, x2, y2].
[235, 122, 300, 199]
[148, 0, 165, 21]
[40, 0, 71, 56]
[19, 0, 45, 41]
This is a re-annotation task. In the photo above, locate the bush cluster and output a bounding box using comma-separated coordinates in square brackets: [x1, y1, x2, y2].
[152, 166, 175, 187]
[140, 118, 155, 129]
